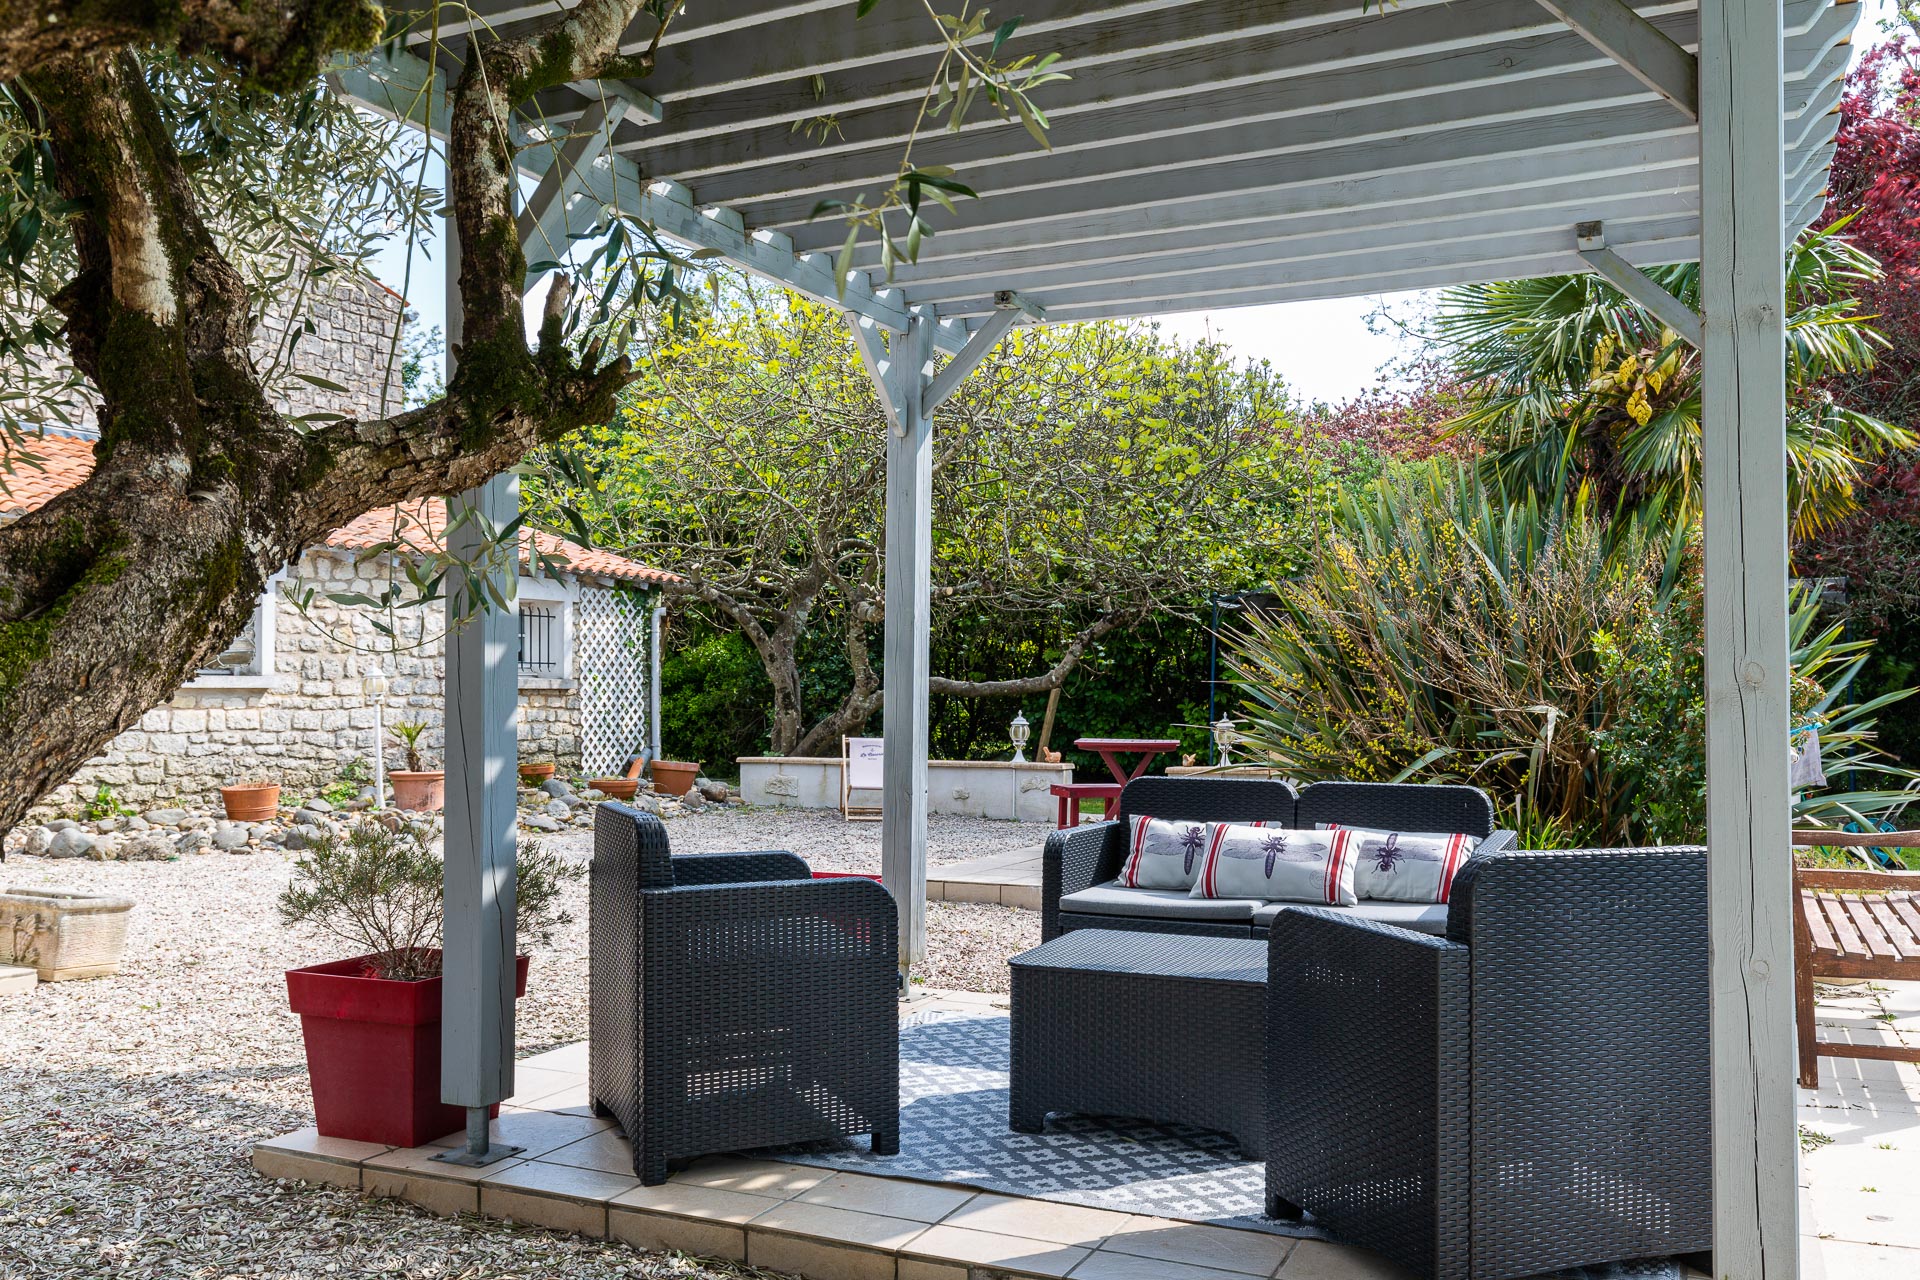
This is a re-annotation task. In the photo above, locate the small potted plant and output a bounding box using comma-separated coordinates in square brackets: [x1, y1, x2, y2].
[221, 778, 281, 821]
[518, 760, 556, 786]
[279, 819, 580, 1146]
[387, 721, 445, 812]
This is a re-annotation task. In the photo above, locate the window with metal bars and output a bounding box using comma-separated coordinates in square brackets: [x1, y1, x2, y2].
[518, 604, 561, 675]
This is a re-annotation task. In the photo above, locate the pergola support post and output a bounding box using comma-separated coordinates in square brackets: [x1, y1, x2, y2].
[434, 210, 523, 1168]
[852, 303, 1027, 992]
[879, 309, 935, 993]
[1699, 0, 1797, 1274]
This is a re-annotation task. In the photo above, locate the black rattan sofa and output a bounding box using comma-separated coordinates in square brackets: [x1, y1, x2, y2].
[1040, 776, 1515, 941]
[1265, 845, 1710, 1280]
[588, 802, 900, 1184]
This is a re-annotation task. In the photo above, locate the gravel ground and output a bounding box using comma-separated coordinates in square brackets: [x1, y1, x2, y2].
[0, 808, 1039, 1279]
[539, 804, 1053, 872]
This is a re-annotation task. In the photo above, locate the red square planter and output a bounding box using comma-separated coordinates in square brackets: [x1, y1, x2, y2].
[286, 950, 530, 1148]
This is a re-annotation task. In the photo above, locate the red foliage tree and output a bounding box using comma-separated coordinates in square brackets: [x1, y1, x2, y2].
[1294, 353, 1477, 469]
[1819, 37, 1920, 423]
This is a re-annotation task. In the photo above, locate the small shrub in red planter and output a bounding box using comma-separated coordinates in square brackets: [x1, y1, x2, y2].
[287, 949, 529, 1147]
[279, 818, 581, 1148]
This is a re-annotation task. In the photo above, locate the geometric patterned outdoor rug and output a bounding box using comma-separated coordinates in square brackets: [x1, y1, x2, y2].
[757, 1010, 1305, 1235]
[755, 1012, 1686, 1279]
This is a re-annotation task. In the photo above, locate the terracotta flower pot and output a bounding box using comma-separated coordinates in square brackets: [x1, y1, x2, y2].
[286, 949, 529, 1147]
[651, 761, 701, 797]
[221, 782, 281, 822]
[389, 771, 445, 812]
[518, 762, 556, 785]
[589, 777, 640, 800]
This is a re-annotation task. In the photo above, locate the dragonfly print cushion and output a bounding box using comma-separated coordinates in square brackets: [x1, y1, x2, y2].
[1331, 826, 1479, 903]
[1119, 815, 1232, 891]
[1189, 823, 1357, 905]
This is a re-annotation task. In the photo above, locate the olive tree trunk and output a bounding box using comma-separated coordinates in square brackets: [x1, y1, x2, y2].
[0, 0, 651, 836]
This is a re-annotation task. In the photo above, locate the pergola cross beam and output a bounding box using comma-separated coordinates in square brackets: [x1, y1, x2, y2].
[1532, 0, 1701, 120]
[330, 48, 972, 356]
[1575, 220, 1704, 346]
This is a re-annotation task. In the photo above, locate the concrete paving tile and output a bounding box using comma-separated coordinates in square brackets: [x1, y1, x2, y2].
[426, 1107, 611, 1158]
[751, 1198, 930, 1250]
[1071, 1250, 1260, 1280]
[251, 1146, 363, 1190]
[905, 1224, 1090, 1277]
[1274, 1239, 1419, 1280]
[673, 1155, 832, 1197]
[612, 1181, 784, 1224]
[481, 1158, 640, 1204]
[538, 1127, 637, 1176]
[795, 1170, 978, 1221]
[1804, 1239, 1920, 1280]
[749, 1231, 898, 1280]
[253, 1127, 389, 1165]
[610, 1207, 749, 1262]
[939, 1192, 1130, 1246]
[1104, 1217, 1294, 1275]
[481, 1185, 609, 1237]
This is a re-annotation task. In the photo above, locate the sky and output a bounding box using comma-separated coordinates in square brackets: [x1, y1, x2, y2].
[367, 0, 1906, 410]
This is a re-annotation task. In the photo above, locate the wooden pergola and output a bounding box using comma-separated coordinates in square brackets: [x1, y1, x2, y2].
[337, 1, 1861, 1273]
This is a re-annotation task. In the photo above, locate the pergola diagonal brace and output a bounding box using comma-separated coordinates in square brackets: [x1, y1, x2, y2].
[1531, 0, 1698, 122]
[518, 96, 632, 282]
[848, 312, 903, 432]
[923, 307, 1020, 416]
[1574, 221, 1703, 348]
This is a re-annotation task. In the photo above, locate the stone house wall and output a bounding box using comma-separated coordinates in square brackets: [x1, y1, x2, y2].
[40, 547, 603, 813]
[25, 272, 643, 816]
[21, 270, 411, 435]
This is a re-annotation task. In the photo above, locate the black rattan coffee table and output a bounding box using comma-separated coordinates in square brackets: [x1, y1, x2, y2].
[1008, 927, 1268, 1157]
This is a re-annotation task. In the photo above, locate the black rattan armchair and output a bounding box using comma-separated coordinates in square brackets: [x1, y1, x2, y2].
[589, 802, 899, 1184]
[1265, 846, 1710, 1280]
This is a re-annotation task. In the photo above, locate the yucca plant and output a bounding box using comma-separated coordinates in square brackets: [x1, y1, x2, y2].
[1227, 461, 1918, 846]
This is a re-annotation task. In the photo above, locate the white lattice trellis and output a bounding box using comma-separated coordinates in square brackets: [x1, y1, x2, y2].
[575, 587, 655, 776]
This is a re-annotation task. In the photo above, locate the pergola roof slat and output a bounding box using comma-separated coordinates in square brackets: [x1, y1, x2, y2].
[367, 0, 1859, 342]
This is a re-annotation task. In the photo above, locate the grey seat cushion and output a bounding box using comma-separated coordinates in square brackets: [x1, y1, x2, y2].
[1255, 899, 1451, 935]
[1061, 880, 1265, 923]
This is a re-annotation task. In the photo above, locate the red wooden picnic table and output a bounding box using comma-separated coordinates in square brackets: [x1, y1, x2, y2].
[1049, 781, 1122, 829]
[1075, 737, 1183, 786]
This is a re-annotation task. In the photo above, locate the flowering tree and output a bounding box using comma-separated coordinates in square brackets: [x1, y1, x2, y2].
[530, 287, 1329, 756]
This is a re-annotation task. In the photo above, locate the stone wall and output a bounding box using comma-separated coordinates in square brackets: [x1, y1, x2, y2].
[38, 553, 594, 816]
[20, 270, 408, 434]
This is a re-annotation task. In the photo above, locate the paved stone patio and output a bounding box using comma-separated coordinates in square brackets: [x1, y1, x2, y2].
[927, 845, 1043, 911]
[255, 983, 1920, 1280]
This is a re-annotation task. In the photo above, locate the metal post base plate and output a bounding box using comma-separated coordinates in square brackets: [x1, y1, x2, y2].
[431, 1142, 525, 1168]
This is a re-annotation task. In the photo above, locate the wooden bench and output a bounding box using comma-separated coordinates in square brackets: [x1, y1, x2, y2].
[1793, 866, 1920, 1086]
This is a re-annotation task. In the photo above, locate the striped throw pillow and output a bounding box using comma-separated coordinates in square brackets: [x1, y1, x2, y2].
[1329, 826, 1478, 904]
[1189, 823, 1357, 905]
[1119, 815, 1220, 891]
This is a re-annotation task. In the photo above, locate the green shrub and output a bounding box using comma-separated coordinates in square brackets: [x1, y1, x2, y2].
[1228, 461, 1919, 845]
[78, 783, 135, 822]
[277, 819, 581, 980]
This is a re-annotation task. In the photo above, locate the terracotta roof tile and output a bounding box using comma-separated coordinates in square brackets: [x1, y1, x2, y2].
[1, 436, 673, 588]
